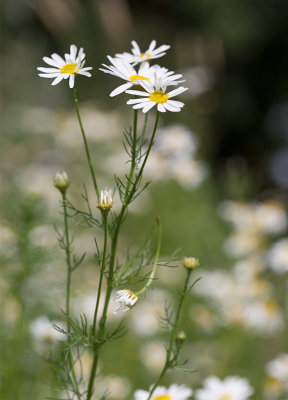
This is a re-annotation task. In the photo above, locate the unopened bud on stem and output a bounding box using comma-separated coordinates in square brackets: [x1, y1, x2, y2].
[53, 171, 70, 194]
[182, 256, 200, 270]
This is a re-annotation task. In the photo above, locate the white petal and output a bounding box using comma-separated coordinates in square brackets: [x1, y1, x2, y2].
[51, 53, 66, 66]
[125, 89, 149, 97]
[148, 40, 156, 52]
[43, 56, 60, 67]
[142, 102, 155, 113]
[168, 86, 188, 98]
[110, 82, 132, 97]
[77, 70, 92, 77]
[37, 67, 60, 73]
[131, 40, 141, 55]
[69, 74, 75, 88]
[164, 103, 181, 112]
[153, 45, 170, 54]
[157, 103, 166, 112]
[51, 75, 64, 85]
[38, 73, 60, 78]
[127, 98, 150, 105]
[167, 100, 184, 107]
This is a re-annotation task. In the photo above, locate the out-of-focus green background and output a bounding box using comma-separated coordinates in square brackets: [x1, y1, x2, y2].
[1, 1, 288, 399]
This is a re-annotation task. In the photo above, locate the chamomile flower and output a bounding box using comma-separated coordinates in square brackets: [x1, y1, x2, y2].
[98, 188, 113, 211]
[116, 40, 170, 65]
[126, 79, 188, 113]
[112, 289, 138, 314]
[100, 57, 183, 97]
[134, 384, 193, 400]
[37, 44, 92, 88]
[195, 376, 254, 400]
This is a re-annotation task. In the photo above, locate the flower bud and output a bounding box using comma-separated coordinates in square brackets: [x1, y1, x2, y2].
[177, 331, 186, 341]
[53, 172, 70, 194]
[98, 189, 113, 212]
[182, 256, 200, 270]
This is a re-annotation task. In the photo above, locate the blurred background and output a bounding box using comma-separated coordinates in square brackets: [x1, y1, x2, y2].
[1, 0, 288, 399]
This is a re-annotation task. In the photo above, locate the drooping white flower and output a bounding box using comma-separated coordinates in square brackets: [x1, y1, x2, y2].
[112, 289, 138, 314]
[100, 57, 183, 97]
[116, 40, 170, 65]
[126, 78, 188, 113]
[98, 188, 113, 210]
[37, 44, 92, 88]
[134, 384, 193, 400]
[195, 376, 254, 400]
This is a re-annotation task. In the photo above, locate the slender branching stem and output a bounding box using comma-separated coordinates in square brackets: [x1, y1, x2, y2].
[86, 111, 159, 400]
[62, 192, 80, 398]
[72, 88, 100, 200]
[147, 269, 192, 400]
[91, 212, 108, 335]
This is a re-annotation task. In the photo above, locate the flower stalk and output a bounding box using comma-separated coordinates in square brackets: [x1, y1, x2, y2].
[72, 87, 100, 200]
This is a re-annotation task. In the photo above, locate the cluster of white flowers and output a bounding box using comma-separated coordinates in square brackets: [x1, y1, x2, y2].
[144, 124, 208, 189]
[218, 199, 287, 258]
[133, 377, 254, 400]
[38, 41, 188, 113]
[194, 262, 284, 335]
[100, 40, 188, 113]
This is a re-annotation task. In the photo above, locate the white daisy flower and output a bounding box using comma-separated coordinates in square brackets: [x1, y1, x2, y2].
[116, 40, 170, 65]
[37, 44, 92, 88]
[126, 78, 188, 113]
[195, 376, 254, 400]
[100, 57, 183, 97]
[134, 384, 193, 400]
[98, 188, 113, 211]
[112, 289, 138, 314]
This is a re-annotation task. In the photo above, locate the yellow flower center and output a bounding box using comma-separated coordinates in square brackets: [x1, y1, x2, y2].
[154, 396, 171, 400]
[220, 395, 231, 400]
[129, 75, 150, 83]
[141, 52, 152, 58]
[60, 63, 80, 74]
[149, 90, 169, 104]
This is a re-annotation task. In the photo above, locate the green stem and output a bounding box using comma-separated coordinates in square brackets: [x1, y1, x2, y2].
[124, 109, 138, 201]
[147, 269, 192, 400]
[91, 212, 108, 335]
[86, 111, 159, 400]
[62, 192, 80, 398]
[136, 218, 162, 296]
[72, 88, 100, 200]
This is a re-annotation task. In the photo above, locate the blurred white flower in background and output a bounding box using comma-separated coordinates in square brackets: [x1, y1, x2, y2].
[130, 288, 171, 336]
[93, 375, 131, 400]
[30, 315, 66, 342]
[264, 353, 288, 399]
[156, 124, 198, 157]
[139, 341, 166, 373]
[266, 238, 288, 274]
[243, 298, 284, 334]
[134, 384, 193, 400]
[195, 376, 254, 400]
